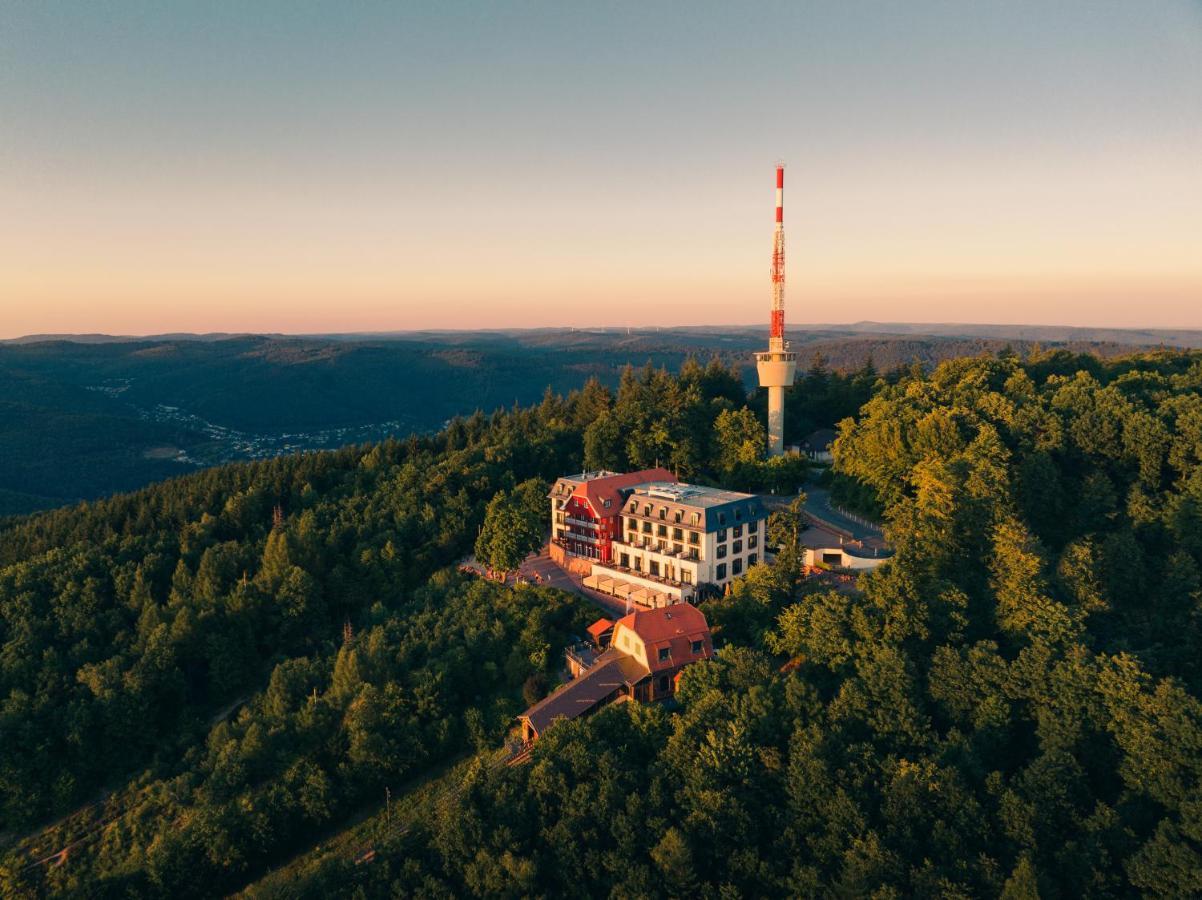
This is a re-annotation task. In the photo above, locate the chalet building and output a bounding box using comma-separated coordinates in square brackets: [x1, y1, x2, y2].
[585, 481, 766, 604]
[548, 468, 676, 576]
[518, 604, 712, 742]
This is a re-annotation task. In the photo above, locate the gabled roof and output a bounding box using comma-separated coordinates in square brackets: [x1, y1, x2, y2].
[615, 603, 712, 674]
[550, 469, 678, 517]
[577, 468, 676, 516]
[518, 648, 649, 737]
[804, 428, 837, 451]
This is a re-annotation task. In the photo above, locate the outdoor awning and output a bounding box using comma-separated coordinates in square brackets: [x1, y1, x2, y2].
[596, 576, 615, 594]
[612, 582, 635, 599]
[629, 587, 651, 604]
[583, 574, 602, 590]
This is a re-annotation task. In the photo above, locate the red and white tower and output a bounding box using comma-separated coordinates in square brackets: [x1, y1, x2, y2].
[756, 164, 797, 456]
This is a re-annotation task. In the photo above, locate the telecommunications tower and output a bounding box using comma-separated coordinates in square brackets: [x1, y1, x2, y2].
[755, 163, 796, 456]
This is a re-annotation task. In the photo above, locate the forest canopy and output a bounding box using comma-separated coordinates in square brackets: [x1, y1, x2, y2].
[3, 350, 1202, 898]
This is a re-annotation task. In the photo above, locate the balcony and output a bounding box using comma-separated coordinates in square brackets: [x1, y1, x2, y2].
[565, 642, 599, 672]
[565, 515, 597, 528]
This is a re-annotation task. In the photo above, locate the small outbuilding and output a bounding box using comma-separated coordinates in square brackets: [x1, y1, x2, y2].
[801, 428, 837, 462]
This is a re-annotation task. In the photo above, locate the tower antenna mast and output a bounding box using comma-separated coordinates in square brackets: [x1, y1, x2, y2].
[756, 163, 797, 456]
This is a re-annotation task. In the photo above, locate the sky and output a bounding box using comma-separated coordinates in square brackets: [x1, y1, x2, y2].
[1, 1, 1200, 337]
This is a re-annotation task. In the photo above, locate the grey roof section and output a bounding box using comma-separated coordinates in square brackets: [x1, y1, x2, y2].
[518, 649, 650, 737]
[804, 428, 837, 451]
[622, 481, 766, 531]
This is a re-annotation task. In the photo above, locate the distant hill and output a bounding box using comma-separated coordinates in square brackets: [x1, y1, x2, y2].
[0, 325, 1184, 514]
[796, 321, 1202, 348]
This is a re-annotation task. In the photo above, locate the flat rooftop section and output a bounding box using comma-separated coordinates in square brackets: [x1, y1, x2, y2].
[558, 470, 624, 483]
[630, 481, 757, 509]
[624, 481, 765, 531]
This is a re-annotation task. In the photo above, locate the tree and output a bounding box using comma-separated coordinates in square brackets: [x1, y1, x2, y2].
[475, 489, 542, 577]
[714, 408, 767, 475]
[767, 493, 808, 578]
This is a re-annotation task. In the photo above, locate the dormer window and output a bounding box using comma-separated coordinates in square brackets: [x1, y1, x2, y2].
[735, 507, 743, 521]
[691, 640, 703, 654]
[718, 512, 726, 526]
[658, 647, 670, 662]
[604, 499, 612, 509]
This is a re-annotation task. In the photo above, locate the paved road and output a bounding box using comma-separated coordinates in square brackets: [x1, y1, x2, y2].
[802, 486, 884, 544]
[764, 484, 889, 554]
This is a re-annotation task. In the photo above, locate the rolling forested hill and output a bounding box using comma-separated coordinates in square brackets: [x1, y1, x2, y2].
[2, 348, 1202, 897]
[0, 326, 1183, 515]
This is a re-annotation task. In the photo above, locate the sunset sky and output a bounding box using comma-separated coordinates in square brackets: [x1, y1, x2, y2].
[2, 1, 1200, 338]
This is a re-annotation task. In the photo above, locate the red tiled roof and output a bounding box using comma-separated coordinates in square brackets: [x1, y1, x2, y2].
[615, 603, 712, 674]
[576, 468, 676, 517]
[587, 618, 615, 640]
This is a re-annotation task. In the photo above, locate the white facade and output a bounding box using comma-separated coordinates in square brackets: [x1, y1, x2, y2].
[590, 482, 767, 599]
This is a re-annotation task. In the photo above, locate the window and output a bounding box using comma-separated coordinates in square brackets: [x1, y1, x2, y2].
[620, 553, 630, 568]
[749, 535, 758, 549]
[658, 647, 670, 662]
[717, 544, 727, 559]
[748, 553, 757, 566]
[682, 570, 692, 584]
[644, 504, 652, 516]
[642, 521, 652, 533]
[628, 500, 637, 512]
[649, 560, 660, 576]
[733, 558, 743, 575]
[691, 512, 700, 526]
[657, 524, 667, 536]
[634, 557, 643, 571]
[716, 563, 727, 580]
[658, 675, 670, 693]
[735, 507, 743, 521]
[604, 499, 611, 508]
[672, 528, 682, 540]
[733, 540, 742, 554]
[658, 507, 666, 519]
[691, 640, 703, 654]
[717, 528, 727, 542]
[688, 548, 699, 560]
[689, 531, 699, 544]
[733, 524, 743, 538]
[718, 512, 726, 526]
